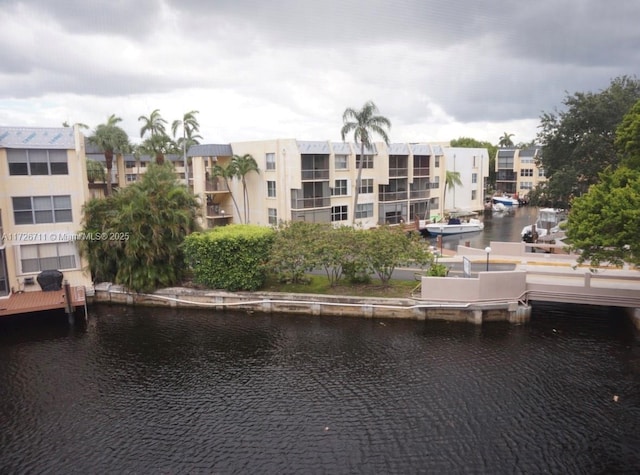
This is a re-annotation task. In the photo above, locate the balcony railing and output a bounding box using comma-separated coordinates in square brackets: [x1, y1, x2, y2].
[205, 178, 229, 192]
[378, 191, 408, 202]
[413, 167, 430, 177]
[389, 168, 408, 178]
[410, 189, 430, 199]
[291, 197, 331, 209]
[301, 169, 330, 181]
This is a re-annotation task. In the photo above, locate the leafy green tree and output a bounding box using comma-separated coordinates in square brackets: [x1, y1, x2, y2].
[566, 167, 640, 268]
[211, 162, 242, 221]
[443, 170, 463, 212]
[361, 226, 431, 285]
[498, 132, 514, 148]
[315, 225, 360, 286]
[267, 221, 322, 283]
[341, 100, 391, 224]
[231, 153, 260, 224]
[81, 163, 200, 292]
[139, 133, 177, 165]
[88, 114, 129, 196]
[615, 98, 640, 169]
[450, 136, 496, 189]
[537, 76, 640, 206]
[172, 110, 202, 186]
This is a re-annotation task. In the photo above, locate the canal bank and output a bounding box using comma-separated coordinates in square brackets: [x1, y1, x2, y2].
[91, 282, 531, 325]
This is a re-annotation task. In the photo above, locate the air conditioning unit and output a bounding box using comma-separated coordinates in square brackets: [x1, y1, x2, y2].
[24, 277, 35, 286]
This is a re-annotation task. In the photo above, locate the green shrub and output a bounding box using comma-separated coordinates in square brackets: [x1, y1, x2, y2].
[183, 224, 275, 291]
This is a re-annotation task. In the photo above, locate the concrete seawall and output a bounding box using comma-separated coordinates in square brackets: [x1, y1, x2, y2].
[90, 283, 531, 325]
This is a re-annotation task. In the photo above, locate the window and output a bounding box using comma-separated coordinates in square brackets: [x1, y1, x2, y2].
[471, 190, 477, 200]
[472, 173, 477, 184]
[355, 203, 373, 219]
[331, 205, 348, 222]
[520, 168, 533, 177]
[355, 155, 373, 169]
[538, 168, 545, 177]
[332, 179, 348, 196]
[520, 182, 533, 190]
[266, 153, 276, 170]
[12, 195, 72, 225]
[433, 176, 440, 188]
[268, 208, 277, 225]
[7, 149, 69, 176]
[335, 154, 348, 170]
[358, 178, 373, 194]
[125, 161, 136, 168]
[267, 181, 276, 198]
[20, 242, 77, 273]
[126, 174, 137, 182]
[435, 156, 440, 167]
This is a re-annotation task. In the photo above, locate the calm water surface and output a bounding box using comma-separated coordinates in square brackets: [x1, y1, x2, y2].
[1, 302, 639, 474]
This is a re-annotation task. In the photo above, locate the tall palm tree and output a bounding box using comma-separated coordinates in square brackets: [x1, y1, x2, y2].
[498, 132, 515, 148]
[139, 133, 177, 165]
[172, 110, 202, 188]
[341, 101, 391, 224]
[443, 170, 463, 213]
[138, 109, 167, 138]
[230, 154, 260, 224]
[211, 162, 242, 222]
[88, 114, 129, 196]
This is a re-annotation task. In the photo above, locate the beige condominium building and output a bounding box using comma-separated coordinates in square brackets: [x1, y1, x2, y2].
[495, 146, 546, 200]
[0, 126, 93, 297]
[189, 139, 489, 229]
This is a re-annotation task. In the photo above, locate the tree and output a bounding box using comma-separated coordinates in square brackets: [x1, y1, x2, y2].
[88, 114, 129, 196]
[537, 76, 640, 206]
[498, 132, 514, 148]
[139, 133, 177, 165]
[86, 158, 106, 184]
[450, 136, 497, 190]
[138, 109, 167, 138]
[231, 154, 260, 224]
[211, 162, 242, 221]
[172, 110, 202, 187]
[614, 98, 640, 169]
[361, 226, 431, 285]
[565, 167, 640, 268]
[443, 170, 463, 212]
[81, 163, 201, 292]
[341, 100, 391, 224]
[267, 221, 323, 284]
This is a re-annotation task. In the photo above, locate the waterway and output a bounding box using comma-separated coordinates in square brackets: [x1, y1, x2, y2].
[429, 205, 540, 251]
[1, 303, 639, 473]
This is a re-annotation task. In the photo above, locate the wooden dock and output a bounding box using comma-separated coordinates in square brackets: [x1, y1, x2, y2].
[0, 286, 86, 318]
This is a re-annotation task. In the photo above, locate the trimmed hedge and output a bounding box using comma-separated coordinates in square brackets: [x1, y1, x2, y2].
[183, 224, 275, 291]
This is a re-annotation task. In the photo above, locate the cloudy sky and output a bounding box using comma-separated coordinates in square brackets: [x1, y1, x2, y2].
[1, 0, 638, 146]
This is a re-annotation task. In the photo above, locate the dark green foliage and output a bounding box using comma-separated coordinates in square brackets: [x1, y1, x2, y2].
[183, 225, 275, 291]
[566, 167, 640, 267]
[615, 99, 640, 169]
[266, 221, 323, 284]
[81, 163, 200, 292]
[537, 76, 640, 206]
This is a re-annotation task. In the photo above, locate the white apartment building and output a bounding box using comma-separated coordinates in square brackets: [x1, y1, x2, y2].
[442, 147, 490, 213]
[495, 146, 546, 199]
[189, 139, 489, 229]
[0, 126, 93, 297]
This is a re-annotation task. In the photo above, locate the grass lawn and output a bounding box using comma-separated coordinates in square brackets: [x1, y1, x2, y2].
[261, 274, 419, 298]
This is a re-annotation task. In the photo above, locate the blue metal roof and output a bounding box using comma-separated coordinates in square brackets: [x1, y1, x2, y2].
[0, 126, 76, 149]
[187, 143, 233, 157]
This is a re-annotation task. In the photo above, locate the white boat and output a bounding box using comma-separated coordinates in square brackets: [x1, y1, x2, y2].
[492, 202, 507, 212]
[521, 208, 567, 241]
[492, 195, 520, 207]
[423, 217, 484, 236]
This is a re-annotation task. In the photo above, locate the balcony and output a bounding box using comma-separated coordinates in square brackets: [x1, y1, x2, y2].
[413, 167, 430, 177]
[301, 169, 330, 181]
[379, 191, 408, 202]
[205, 178, 229, 192]
[389, 167, 408, 178]
[410, 189, 430, 199]
[291, 197, 330, 209]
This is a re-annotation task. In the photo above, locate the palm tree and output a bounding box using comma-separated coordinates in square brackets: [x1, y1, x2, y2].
[443, 170, 463, 213]
[88, 114, 129, 196]
[341, 101, 391, 224]
[172, 111, 202, 188]
[230, 154, 260, 224]
[86, 158, 106, 184]
[211, 162, 242, 222]
[138, 109, 168, 138]
[139, 133, 177, 165]
[498, 132, 515, 148]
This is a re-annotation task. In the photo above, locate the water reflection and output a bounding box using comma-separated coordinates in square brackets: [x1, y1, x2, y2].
[0, 304, 638, 473]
